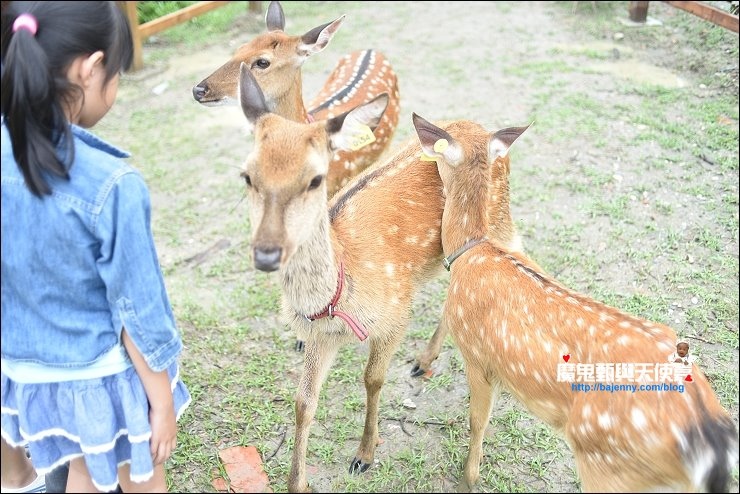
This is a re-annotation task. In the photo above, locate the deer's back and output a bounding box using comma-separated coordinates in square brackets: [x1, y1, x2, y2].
[444, 242, 732, 447]
[329, 141, 446, 304]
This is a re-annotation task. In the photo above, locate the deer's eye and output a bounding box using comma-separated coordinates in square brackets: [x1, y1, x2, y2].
[307, 175, 324, 191]
[252, 58, 270, 70]
[241, 172, 252, 188]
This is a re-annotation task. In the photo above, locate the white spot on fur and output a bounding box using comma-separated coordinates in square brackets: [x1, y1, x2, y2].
[598, 413, 613, 430]
[671, 423, 687, 450]
[631, 407, 647, 430]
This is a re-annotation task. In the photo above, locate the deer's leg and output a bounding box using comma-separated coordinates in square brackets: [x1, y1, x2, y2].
[349, 330, 405, 473]
[458, 362, 496, 493]
[411, 316, 448, 377]
[288, 338, 340, 493]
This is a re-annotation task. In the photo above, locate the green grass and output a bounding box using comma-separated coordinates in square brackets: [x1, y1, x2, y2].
[136, 1, 250, 45]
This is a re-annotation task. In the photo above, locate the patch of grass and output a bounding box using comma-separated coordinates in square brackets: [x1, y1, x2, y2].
[138, 2, 249, 46]
[587, 194, 630, 220]
[528, 90, 613, 144]
[506, 60, 575, 77]
[424, 372, 454, 393]
[626, 85, 739, 172]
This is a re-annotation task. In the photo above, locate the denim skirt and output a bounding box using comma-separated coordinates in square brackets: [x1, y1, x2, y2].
[0, 362, 191, 492]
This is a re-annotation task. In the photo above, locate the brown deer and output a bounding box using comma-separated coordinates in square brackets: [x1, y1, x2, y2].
[414, 112, 739, 492]
[192, 0, 400, 197]
[235, 63, 533, 491]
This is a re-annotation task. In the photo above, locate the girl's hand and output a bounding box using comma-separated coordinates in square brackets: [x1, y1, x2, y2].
[149, 401, 177, 465]
[121, 328, 179, 466]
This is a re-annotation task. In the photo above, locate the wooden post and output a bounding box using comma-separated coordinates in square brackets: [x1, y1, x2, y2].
[248, 1, 262, 15]
[629, 1, 650, 22]
[117, 1, 144, 72]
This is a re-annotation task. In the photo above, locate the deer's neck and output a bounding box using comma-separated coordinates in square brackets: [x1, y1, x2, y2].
[271, 71, 311, 123]
[487, 156, 516, 248]
[442, 166, 490, 257]
[281, 213, 340, 316]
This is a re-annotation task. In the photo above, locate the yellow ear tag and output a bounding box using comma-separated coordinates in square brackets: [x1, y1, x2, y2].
[433, 138, 449, 153]
[420, 138, 449, 161]
[349, 125, 376, 151]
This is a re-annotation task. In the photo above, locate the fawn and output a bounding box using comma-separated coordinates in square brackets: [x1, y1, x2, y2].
[193, 0, 400, 197]
[414, 112, 739, 492]
[236, 63, 532, 491]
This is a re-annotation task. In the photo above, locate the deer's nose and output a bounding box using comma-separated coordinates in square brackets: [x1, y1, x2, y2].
[254, 247, 282, 272]
[192, 85, 206, 102]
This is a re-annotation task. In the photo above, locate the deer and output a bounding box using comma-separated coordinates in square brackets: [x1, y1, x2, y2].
[199, 4, 533, 379]
[192, 0, 400, 198]
[235, 62, 538, 491]
[413, 112, 739, 492]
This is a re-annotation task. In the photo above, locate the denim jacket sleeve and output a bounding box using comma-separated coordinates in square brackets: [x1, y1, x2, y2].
[95, 169, 182, 372]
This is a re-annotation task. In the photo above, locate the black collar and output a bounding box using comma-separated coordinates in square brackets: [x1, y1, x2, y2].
[443, 237, 487, 271]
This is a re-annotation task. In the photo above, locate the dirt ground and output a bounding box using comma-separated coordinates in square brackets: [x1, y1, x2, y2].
[102, 1, 739, 492]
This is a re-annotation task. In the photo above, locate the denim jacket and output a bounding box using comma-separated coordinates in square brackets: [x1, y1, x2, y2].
[1, 123, 182, 372]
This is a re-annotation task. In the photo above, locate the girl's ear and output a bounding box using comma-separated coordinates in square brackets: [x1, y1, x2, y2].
[79, 51, 105, 88]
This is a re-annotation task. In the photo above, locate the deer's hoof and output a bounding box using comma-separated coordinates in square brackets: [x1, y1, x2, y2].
[457, 481, 474, 493]
[295, 339, 305, 352]
[349, 457, 372, 474]
[410, 363, 426, 378]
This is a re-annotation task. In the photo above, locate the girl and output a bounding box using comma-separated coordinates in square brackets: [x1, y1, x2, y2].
[1, 2, 191, 492]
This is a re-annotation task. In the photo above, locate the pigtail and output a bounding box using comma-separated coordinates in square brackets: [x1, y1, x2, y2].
[1, 1, 133, 198]
[1, 6, 72, 197]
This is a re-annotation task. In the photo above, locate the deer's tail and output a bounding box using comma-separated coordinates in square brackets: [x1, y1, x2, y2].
[683, 406, 738, 492]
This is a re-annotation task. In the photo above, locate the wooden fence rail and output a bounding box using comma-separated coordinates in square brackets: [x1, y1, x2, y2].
[117, 1, 262, 71]
[629, 1, 739, 32]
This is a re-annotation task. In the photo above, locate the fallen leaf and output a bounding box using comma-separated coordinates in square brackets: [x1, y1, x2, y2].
[717, 114, 736, 126]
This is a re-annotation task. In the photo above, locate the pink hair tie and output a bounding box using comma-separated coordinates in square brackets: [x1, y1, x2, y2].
[13, 13, 38, 36]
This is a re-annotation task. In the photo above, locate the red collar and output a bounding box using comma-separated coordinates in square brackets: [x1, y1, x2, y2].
[305, 261, 368, 341]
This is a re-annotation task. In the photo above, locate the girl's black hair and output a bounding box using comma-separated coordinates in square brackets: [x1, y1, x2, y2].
[1, 1, 133, 197]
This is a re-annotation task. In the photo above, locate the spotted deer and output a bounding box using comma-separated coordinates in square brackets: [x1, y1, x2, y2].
[414, 113, 739, 492]
[235, 62, 536, 490]
[192, 0, 400, 197]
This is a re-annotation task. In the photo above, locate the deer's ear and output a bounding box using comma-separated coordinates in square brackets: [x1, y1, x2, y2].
[297, 15, 345, 58]
[488, 123, 532, 160]
[265, 1, 285, 31]
[327, 93, 388, 152]
[239, 62, 269, 126]
[412, 113, 463, 166]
